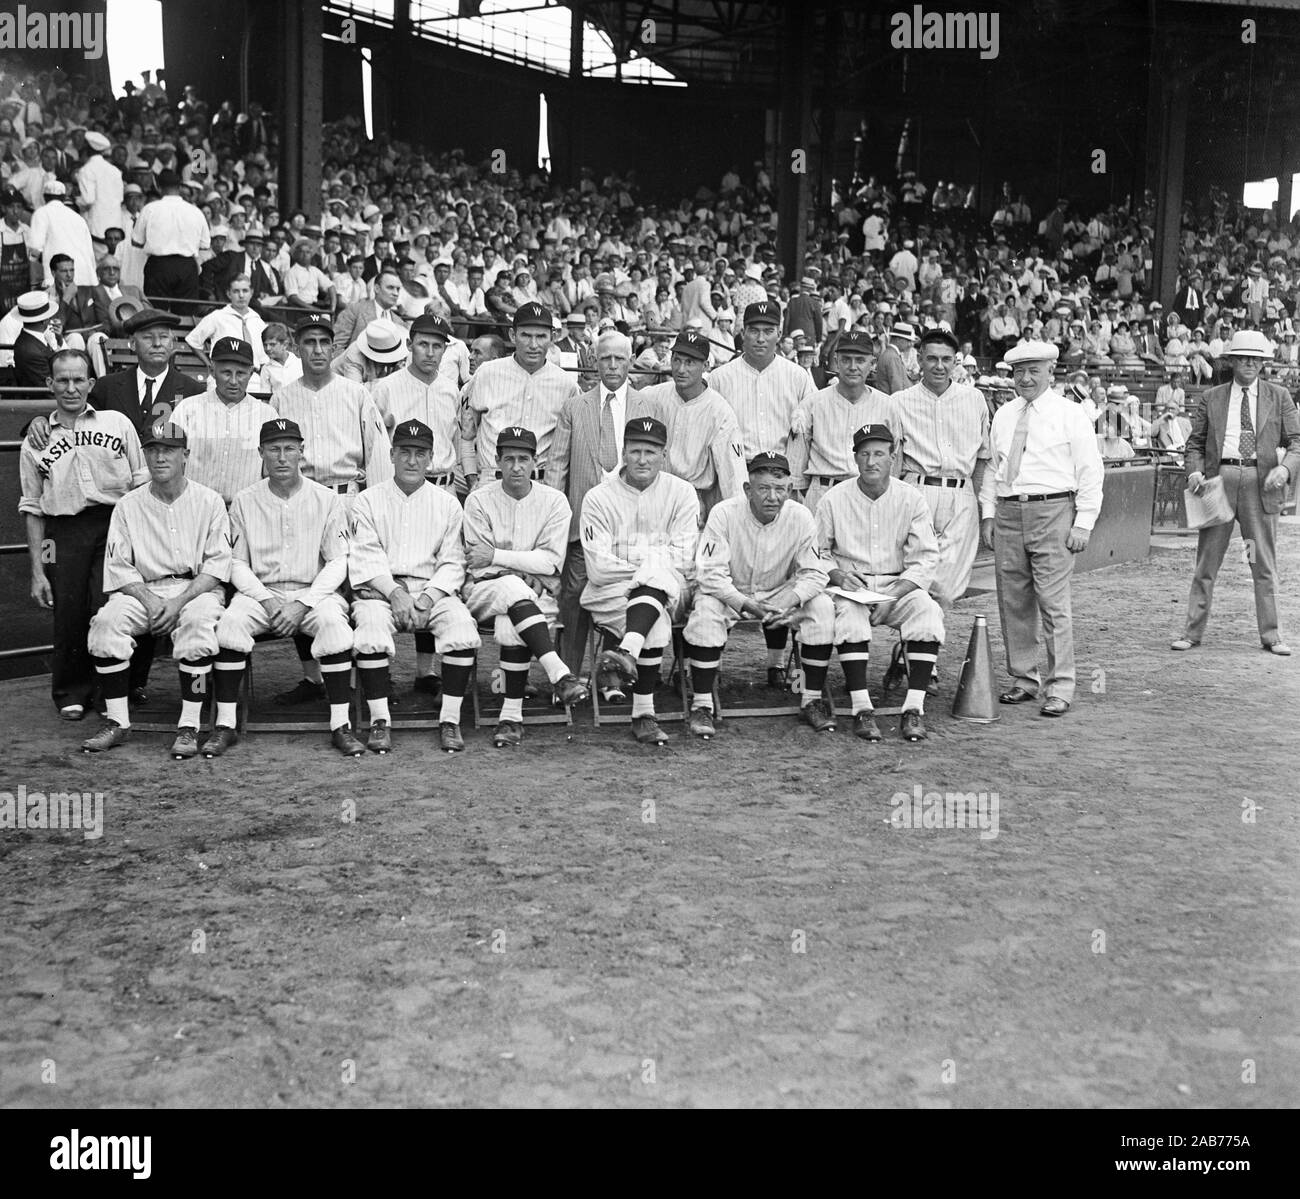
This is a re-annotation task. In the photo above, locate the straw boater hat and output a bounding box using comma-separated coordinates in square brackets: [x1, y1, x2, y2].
[356, 320, 408, 363]
[17, 291, 59, 323]
[1222, 330, 1271, 357]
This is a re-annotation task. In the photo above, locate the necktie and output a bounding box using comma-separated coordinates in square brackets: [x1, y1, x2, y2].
[239, 314, 249, 343]
[1239, 386, 1256, 459]
[1005, 399, 1033, 487]
[142, 376, 154, 421]
[599, 393, 618, 472]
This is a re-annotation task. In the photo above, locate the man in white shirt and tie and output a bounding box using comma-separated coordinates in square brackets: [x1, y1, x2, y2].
[978, 341, 1104, 717]
[185, 275, 270, 380]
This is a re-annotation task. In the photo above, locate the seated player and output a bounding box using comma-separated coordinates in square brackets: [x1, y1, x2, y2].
[83, 421, 231, 757]
[682, 450, 834, 740]
[582, 417, 700, 745]
[462, 425, 590, 747]
[205, 418, 358, 757]
[349, 419, 482, 754]
[812, 423, 945, 742]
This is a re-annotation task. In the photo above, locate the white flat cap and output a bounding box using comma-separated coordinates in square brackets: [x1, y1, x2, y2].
[1003, 340, 1060, 365]
[85, 131, 111, 153]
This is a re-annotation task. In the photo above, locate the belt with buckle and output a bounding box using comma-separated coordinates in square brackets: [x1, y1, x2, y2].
[814, 475, 849, 487]
[333, 482, 359, 495]
[1002, 491, 1073, 503]
[906, 472, 968, 489]
[1219, 458, 1256, 466]
[425, 471, 455, 485]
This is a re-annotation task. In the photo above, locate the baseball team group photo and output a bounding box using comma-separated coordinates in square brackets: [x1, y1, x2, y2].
[1, 0, 1296, 1123]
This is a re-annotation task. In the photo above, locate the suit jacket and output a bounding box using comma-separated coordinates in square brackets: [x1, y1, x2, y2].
[89, 283, 147, 335]
[332, 300, 408, 354]
[1169, 286, 1204, 319]
[89, 364, 206, 433]
[547, 385, 663, 542]
[13, 328, 53, 387]
[1186, 379, 1300, 515]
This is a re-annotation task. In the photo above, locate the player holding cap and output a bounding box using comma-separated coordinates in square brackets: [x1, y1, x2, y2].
[708, 299, 817, 686]
[204, 418, 357, 757]
[460, 301, 578, 490]
[787, 328, 895, 514]
[582, 416, 700, 745]
[812, 423, 944, 742]
[349, 419, 482, 754]
[635, 328, 746, 523]
[169, 337, 278, 504]
[462, 425, 590, 747]
[682, 451, 833, 739]
[82, 421, 231, 757]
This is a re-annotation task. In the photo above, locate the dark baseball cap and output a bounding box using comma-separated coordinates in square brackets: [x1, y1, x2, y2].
[743, 300, 781, 326]
[497, 425, 537, 454]
[260, 417, 304, 444]
[671, 329, 711, 361]
[624, 416, 668, 447]
[513, 301, 553, 330]
[852, 423, 895, 451]
[836, 330, 874, 354]
[210, 336, 254, 366]
[295, 312, 334, 337]
[747, 451, 790, 476]
[409, 312, 451, 342]
[142, 420, 187, 448]
[392, 419, 434, 449]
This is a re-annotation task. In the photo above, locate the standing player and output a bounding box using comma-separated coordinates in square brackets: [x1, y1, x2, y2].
[82, 422, 231, 757]
[582, 417, 699, 745]
[682, 451, 833, 740]
[271, 312, 392, 704]
[170, 337, 278, 505]
[635, 328, 746, 523]
[813, 424, 944, 742]
[349, 420, 482, 754]
[204, 418, 357, 757]
[20, 349, 148, 719]
[460, 301, 578, 490]
[708, 298, 817, 685]
[463, 426, 590, 747]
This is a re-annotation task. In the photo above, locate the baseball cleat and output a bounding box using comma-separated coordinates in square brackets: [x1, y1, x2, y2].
[439, 722, 465, 753]
[766, 666, 785, 689]
[881, 643, 907, 693]
[82, 719, 130, 753]
[129, 687, 149, 706]
[60, 705, 86, 721]
[493, 720, 524, 748]
[552, 673, 590, 706]
[631, 715, 669, 745]
[331, 723, 366, 757]
[274, 679, 326, 706]
[598, 646, 638, 690]
[688, 706, 716, 739]
[412, 674, 442, 697]
[801, 698, 836, 732]
[201, 725, 239, 757]
[170, 726, 201, 759]
[367, 719, 392, 754]
[853, 712, 883, 742]
[900, 709, 928, 741]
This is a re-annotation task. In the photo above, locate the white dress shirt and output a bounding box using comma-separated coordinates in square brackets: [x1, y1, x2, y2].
[1221, 381, 1256, 460]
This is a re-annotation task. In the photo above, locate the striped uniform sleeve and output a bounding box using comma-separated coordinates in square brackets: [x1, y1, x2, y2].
[347, 492, 398, 596]
[494, 489, 571, 577]
[695, 501, 747, 611]
[423, 498, 467, 600]
[302, 491, 349, 608]
[228, 492, 271, 601]
[198, 491, 233, 583]
[710, 402, 747, 500]
[788, 504, 830, 605]
[359, 389, 394, 486]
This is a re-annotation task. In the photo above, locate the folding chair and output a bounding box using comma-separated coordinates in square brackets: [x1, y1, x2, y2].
[469, 623, 574, 731]
[707, 620, 811, 723]
[238, 632, 354, 733]
[587, 622, 691, 726]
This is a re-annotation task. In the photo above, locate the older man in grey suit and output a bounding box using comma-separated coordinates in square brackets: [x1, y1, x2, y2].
[1173, 330, 1300, 655]
[547, 329, 660, 676]
[331, 269, 408, 353]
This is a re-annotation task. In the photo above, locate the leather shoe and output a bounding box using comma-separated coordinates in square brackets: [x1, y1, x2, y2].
[688, 706, 716, 738]
[82, 719, 130, 753]
[766, 666, 785, 689]
[169, 726, 201, 759]
[900, 709, 928, 741]
[999, 687, 1037, 704]
[631, 714, 669, 745]
[275, 679, 326, 706]
[853, 712, 883, 741]
[60, 705, 86, 721]
[201, 725, 239, 757]
[331, 724, 366, 757]
[1264, 642, 1292, 656]
[367, 719, 392, 754]
[598, 646, 638, 689]
[493, 720, 523, 748]
[1040, 697, 1070, 717]
[1169, 638, 1200, 651]
[801, 697, 836, 732]
[129, 687, 149, 706]
[552, 673, 590, 705]
[412, 674, 442, 696]
[439, 722, 465, 753]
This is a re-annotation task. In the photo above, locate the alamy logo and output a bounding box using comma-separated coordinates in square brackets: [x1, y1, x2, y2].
[889, 784, 1000, 840]
[50, 1130, 151, 1179]
[0, 7, 104, 60]
[0, 785, 104, 839]
[891, 6, 1000, 60]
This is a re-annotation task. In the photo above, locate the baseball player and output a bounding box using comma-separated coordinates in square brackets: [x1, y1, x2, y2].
[82, 421, 231, 757]
[812, 423, 944, 743]
[462, 425, 590, 747]
[682, 451, 833, 740]
[459, 301, 578, 490]
[787, 329, 896, 513]
[19, 348, 148, 719]
[270, 311, 392, 704]
[707, 298, 817, 686]
[582, 416, 699, 745]
[349, 419, 482, 754]
[169, 337, 278, 505]
[204, 418, 358, 758]
[635, 328, 746, 523]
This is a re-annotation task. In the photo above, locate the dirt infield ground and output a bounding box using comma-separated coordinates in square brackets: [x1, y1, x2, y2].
[1, 526, 1297, 1109]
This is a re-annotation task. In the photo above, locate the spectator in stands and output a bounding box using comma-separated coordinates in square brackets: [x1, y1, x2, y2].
[186, 274, 269, 376]
[11, 289, 57, 385]
[0, 184, 31, 310]
[261, 322, 301, 391]
[283, 238, 333, 312]
[1109, 320, 1142, 368]
[75, 131, 122, 249]
[1186, 326, 1213, 382]
[29, 179, 96, 288]
[132, 168, 208, 308]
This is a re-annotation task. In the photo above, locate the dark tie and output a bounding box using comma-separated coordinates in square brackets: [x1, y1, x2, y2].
[599, 393, 618, 472]
[1239, 387, 1256, 460]
[142, 376, 154, 421]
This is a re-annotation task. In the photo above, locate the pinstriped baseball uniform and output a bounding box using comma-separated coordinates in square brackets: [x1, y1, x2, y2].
[459, 355, 578, 483]
[219, 476, 353, 656]
[787, 383, 896, 511]
[685, 496, 834, 647]
[636, 380, 747, 509]
[462, 479, 571, 646]
[88, 479, 231, 662]
[707, 354, 816, 487]
[814, 477, 945, 644]
[348, 479, 480, 656]
[271, 373, 393, 494]
[169, 391, 279, 505]
[370, 367, 461, 479]
[889, 379, 992, 606]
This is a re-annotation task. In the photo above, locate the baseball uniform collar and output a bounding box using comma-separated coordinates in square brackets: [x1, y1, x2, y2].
[50, 402, 96, 428]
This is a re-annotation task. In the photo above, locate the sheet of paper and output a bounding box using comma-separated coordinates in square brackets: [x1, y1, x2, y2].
[826, 585, 894, 604]
[1183, 476, 1234, 529]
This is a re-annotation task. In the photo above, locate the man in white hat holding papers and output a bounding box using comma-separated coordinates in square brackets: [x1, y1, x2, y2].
[978, 340, 1104, 717]
[1172, 329, 1300, 655]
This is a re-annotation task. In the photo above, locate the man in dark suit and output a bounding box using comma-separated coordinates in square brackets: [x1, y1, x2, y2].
[546, 329, 660, 676]
[1172, 330, 1300, 656]
[1169, 270, 1205, 324]
[12, 291, 58, 386]
[331, 269, 407, 354]
[86, 256, 146, 336]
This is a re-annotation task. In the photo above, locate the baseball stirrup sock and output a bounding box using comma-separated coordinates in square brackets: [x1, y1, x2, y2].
[799, 644, 832, 704]
[685, 641, 721, 711]
[499, 644, 530, 699]
[319, 651, 354, 728]
[95, 656, 130, 726]
[355, 652, 390, 699]
[506, 599, 554, 660]
[178, 659, 213, 727]
[904, 640, 939, 713]
[414, 629, 437, 677]
[213, 648, 247, 726]
[837, 642, 871, 711]
[764, 623, 789, 667]
[620, 586, 668, 657]
[439, 652, 475, 724]
[632, 651, 662, 716]
[293, 632, 322, 683]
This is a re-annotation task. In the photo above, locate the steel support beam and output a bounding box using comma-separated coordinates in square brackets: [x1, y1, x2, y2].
[776, 3, 811, 284]
[278, 0, 323, 220]
[1152, 79, 1188, 307]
